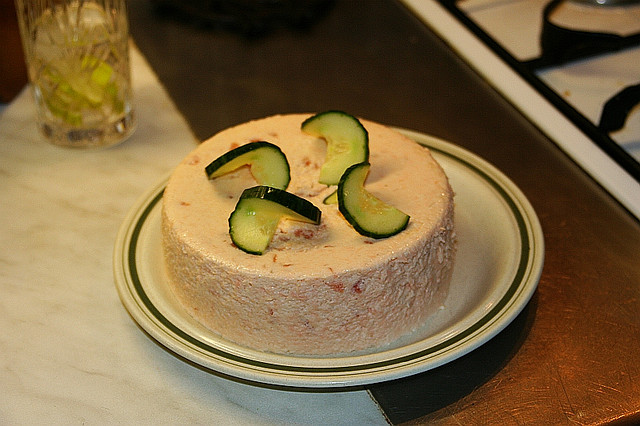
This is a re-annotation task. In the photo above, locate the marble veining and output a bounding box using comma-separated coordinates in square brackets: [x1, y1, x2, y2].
[0, 43, 387, 425]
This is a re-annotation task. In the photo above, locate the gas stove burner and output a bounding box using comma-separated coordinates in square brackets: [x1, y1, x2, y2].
[599, 83, 640, 133]
[572, 0, 640, 6]
[536, 0, 640, 68]
[419, 0, 640, 215]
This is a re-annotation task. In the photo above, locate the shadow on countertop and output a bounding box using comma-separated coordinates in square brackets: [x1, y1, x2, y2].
[369, 294, 538, 424]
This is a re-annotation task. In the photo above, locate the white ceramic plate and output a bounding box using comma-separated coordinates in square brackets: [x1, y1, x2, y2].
[113, 130, 544, 388]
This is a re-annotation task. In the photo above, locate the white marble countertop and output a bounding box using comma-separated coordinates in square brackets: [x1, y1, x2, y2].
[0, 44, 388, 425]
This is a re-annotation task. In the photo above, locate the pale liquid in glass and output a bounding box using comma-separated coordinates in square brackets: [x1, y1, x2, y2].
[29, 2, 134, 148]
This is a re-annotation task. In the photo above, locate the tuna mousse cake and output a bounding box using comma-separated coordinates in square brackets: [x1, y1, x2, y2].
[161, 112, 456, 355]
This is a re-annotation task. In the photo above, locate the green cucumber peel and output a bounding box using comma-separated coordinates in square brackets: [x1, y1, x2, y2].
[229, 186, 321, 255]
[205, 141, 290, 190]
[301, 111, 369, 186]
[337, 162, 409, 239]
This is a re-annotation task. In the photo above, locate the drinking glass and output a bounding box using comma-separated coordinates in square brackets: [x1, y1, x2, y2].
[15, 0, 135, 148]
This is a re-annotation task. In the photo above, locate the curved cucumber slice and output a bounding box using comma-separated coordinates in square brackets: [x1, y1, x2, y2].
[205, 141, 290, 190]
[301, 111, 369, 185]
[229, 186, 321, 255]
[338, 162, 409, 239]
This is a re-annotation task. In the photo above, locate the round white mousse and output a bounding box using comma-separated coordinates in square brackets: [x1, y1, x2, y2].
[161, 114, 456, 355]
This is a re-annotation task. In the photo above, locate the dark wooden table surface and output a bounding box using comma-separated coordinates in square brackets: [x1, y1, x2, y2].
[128, 0, 640, 423]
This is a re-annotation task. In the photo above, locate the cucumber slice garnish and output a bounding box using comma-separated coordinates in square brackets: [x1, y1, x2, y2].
[205, 141, 290, 190]
[229, 186, 322, 255]
[323, 190, 338, 205]
[338, 162, 409, 239]
[301, 111, 369, 185]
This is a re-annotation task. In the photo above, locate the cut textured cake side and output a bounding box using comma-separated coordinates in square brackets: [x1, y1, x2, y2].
[161, 114, 456, 355]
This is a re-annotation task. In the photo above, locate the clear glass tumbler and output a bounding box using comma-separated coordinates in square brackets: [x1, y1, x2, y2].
[15, 0, 135, 148]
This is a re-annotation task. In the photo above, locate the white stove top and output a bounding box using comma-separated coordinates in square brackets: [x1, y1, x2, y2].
[401, 0, 640, 219]
[460, 0, 640, 162]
